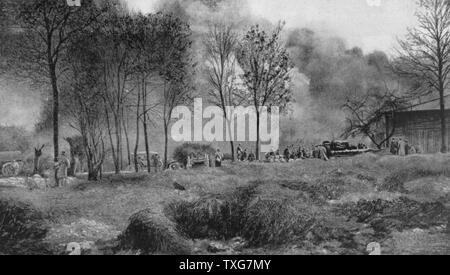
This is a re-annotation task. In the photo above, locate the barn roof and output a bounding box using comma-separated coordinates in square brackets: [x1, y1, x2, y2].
[396, 95, 450, 113]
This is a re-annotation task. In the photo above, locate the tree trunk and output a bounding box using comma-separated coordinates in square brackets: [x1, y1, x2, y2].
[114, 116, 121, 174]
[134, 86, 141, 173]
[142, 83, 151, 173]
[143, 114, 151, 173]
[439, 85, 447, 153]
[230, 141, 235, 162]
[255, 111, 261, 160]
[104, 105, 118, 174]
[122, 112, 131, 167]
[49, 64, 59, 185]
[164, 124, 169, 169]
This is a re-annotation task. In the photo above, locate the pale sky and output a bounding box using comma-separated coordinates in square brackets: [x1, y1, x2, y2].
[125, 0, 418, 54]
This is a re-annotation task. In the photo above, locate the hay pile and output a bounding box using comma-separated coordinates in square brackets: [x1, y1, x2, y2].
[0, 199, 51, 255]
[165, 183, 316, 246]
[119, 209, 191, 255]
[164, 185, 257, 240]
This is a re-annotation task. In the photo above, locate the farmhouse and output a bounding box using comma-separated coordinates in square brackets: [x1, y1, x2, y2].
[385, 97, 450, 154]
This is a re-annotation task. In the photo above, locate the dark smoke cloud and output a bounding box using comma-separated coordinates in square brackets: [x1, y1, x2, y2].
[282, 27, 396, 145]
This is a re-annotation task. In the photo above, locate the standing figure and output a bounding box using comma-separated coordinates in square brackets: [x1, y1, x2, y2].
[237, 144, 243, 162]
[318, 145, 329, 161]
[248, 150, 256, 162]
[390, 138, 399, 155]
[241, 149, 248, 162]
[152, 154, 161, 173]
[284, 147, 290, 161]
[215, 149, 223, 167]
[398, 138, 407, 157]
[56, 152, 70, 187]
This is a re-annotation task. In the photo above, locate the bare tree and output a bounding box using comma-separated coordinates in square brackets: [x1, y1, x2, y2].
[62, 32, 107, 181]
[237, 23, 293, 160]
[12, 0, 100, 183]
[128, 13, 163, 173]
[157, 16, 194, 168]
[342, 83, 407, 149]
[204, 23, 246, 161]
[96, 11, 136, 174]
[395, 0, 450, 153]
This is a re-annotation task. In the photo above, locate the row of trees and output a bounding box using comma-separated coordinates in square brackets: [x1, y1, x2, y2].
[0, 0, 194, 180]
[1, 0, 294, 180]
[204, 23, 293, 161]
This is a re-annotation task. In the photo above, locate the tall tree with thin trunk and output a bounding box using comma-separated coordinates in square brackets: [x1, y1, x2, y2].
[157, 16, 194, 168]
[13, 0, 100, 182]
[96, 11, 136, 174]
[128, 13, 164, 173]
[395, 0, 450, 153]
[204, 23, 246, 161]
[237, 23, 293, 160]
[62, 32, 107, 181]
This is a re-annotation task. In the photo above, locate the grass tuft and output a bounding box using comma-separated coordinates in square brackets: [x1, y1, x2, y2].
[119, 209, 191, 255]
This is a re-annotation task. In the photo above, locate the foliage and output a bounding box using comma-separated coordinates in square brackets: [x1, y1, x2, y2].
[0, 199, 51, 255]
[237, 23, 293, 158]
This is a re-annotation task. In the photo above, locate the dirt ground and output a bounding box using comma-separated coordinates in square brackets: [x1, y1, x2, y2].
[0, 153, 449, 255]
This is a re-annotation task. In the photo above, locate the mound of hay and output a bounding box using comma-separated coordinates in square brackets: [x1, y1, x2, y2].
[165, 183, 317, 247]
[165, 185, 257, 240]
[119, 209, 191, 255]
[242, 198, 314, 246]
[0, 199, 51, 255]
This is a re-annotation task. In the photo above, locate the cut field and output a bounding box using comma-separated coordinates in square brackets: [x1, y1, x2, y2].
[0, 154, 449, 255]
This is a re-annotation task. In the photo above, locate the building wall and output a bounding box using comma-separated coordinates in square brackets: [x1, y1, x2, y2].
[386, 110, 450, 154]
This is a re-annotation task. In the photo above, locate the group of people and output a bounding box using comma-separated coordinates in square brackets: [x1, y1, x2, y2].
[236, 145, 256, 162]
[390, 137, 420, 156]
[265, 144, 330, 163]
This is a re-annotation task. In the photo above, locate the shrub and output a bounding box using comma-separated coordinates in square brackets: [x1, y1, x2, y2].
[165, 184, 257, 240]
[165, 183, 314, 246]
[0, 199, 51, 255]
[242, 198, 313, 246]
[173, 143, 216, 167]
[119, 209, 191, 255]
